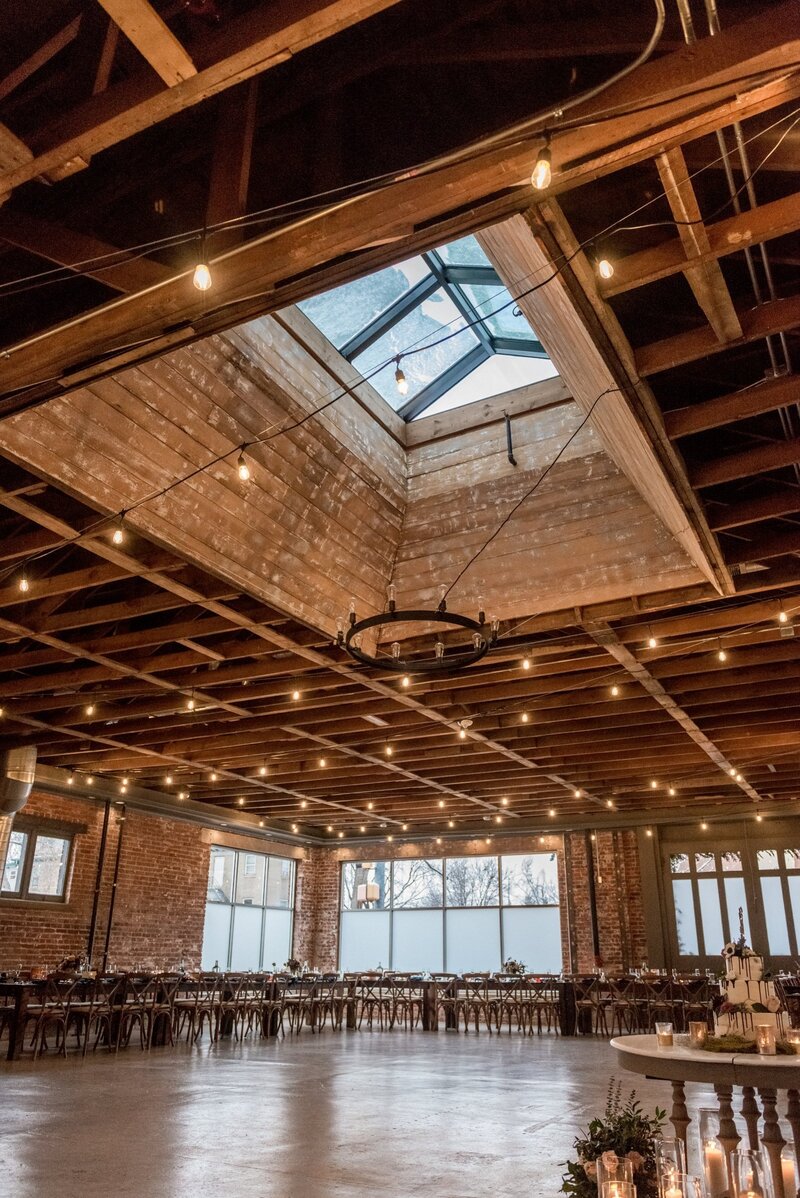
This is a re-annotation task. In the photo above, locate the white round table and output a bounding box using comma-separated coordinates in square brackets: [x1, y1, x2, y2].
[611, 1035, 800, 1198]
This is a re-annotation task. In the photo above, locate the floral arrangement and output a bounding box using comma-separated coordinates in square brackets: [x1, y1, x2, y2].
[283, 958, 301, 973]
[502, 958, 525, 975]
[562, 1080, 665, 1198]
[716, 995, 781, 1016]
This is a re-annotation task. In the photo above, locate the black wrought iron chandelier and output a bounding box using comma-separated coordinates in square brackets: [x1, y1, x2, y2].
[338, 586, 498, 675]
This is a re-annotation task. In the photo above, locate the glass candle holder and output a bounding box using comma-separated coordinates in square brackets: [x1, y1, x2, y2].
[700, 1110, 728, 1198]
[599, 1183, 635, 1198]
[596, 1156, 634, 1192]
[660, 1173, 702, 1198]
[656, 1021, 674, 1048]
[755, 1023, 777, 1056]
[688, 1020, 708, 1048]
[732, 1149, 765, 1198]
[779, 1146, 798, 1198]
[786, 1029, 800, 1053]
[657, 1139, 688, 1195]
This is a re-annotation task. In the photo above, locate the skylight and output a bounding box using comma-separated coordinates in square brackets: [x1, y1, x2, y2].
[298, 234, 557, 421]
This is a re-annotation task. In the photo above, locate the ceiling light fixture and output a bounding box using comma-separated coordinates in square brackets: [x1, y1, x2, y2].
[340, 586, 494, 675]
[18, 572, 29, 593]
[394, 356, 409, 396]
[237, 449, 251, 481]
[112, 515, 125, 545]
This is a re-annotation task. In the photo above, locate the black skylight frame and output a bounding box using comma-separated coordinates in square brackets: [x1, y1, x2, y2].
[338, 248, 548, 421]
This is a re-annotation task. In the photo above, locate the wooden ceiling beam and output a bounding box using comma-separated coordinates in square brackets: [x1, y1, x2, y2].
[0, 15, 83, 104]
[2, 4, 799, 402]
[479, 206, 731, 593]
[725, 526, 800, 566]
[638, 291, 800, 377]
[665, 375, 800, 439]
[602, 187, 800, 299]
[655, 146, 742, 344]
[690, 435, 800, 487]
[582, 619, 763, 801]
[708, 488, 800, 531]
[0, 209, 170, 292]
[95, 0, 195, 87]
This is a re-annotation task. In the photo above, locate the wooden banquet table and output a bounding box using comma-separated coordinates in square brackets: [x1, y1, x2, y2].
[611, 1034, 800, 1198]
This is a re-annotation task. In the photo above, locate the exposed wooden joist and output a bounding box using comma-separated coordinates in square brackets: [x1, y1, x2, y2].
[601, 188, 800, 298]
[655, 146, 742, 343]
[1, 4, 799, 403]
[724, 527, 800, 566]
[477, 207, 731, 593]
[583, 620, 763, 802]
[0, 123, 32, 175]
[0, 16, 83, 104]
[0, 209, 170, 292]
[665, 374, 800, 438]
[691, 435, 800, 487]
[708, 488, 800, 531]
[637, 292, 800, 377]
[205, 79, 258, 251]
[96, 0, 195, 86]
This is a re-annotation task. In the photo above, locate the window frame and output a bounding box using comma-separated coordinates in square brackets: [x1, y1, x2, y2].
[1, 820, 77, 904]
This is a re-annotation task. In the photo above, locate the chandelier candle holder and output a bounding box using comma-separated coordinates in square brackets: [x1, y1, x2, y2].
[338, 585, 497, 674]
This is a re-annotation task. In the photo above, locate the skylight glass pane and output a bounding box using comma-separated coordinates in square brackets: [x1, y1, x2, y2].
[435, 234, 493, 268]
[352, 288, 479, 408]
[298, 257, 430, 349]
[413, 354, 558, 420]
[460, 282, 534, 340]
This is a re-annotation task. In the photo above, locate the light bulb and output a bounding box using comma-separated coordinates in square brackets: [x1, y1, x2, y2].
[292, 824, 299, 833]
[259, 765, 267, 776]
[237, 452, 250, 481]
[385, 745, 393, 757]
[401, 675, 411, 688]
[338, 830, 344, 839]
[646, 829, 653, 837]
[300, 800, 308, 809]
[319, 757, 326, 767]
[387, 835, 393, 843]
[402, 823, 408, 831]
[165, 775, 173, 785]
[522, 656, 531, 670]
[500, 797, 509, 806]
[648, 635, 657, 649]
[210, 772, 217, 781]
[521, 711, 529, 723]
[391, 641, 401, 660]
[85, 703, 95, 716]
[549, 808, 556, 817]
[436, 837, 442, 845]
[394, 361, 408, 396]
[292, 689, 301, 701]
[67, 775, 74, 785]
[435, 641, 445, 659]
[756, 813, 763, 822]
[597, 257, 614, 280]
[650, 780, 658, 789]
[779, 609, 789, 624]
[326, 825, 333, 833]
[367, 802, 374, 810]
[700, 821, 708, 830]
[360, 825, 366, 833]
[18, 573, 29, 593]
[237, 797, 245, 807]
[610, 684, 619, 697]
[729, 767, 737, 776]
[494, 815, 502, 824]
[574, 788, 582, 799]
[112, 518, 124, 545]
[668, 786, 676, 796]
[458, 728, 467, 740]
[438, 799, 445, 808]
[186, 696, 195, 711]
[193, 261, 212, 291]
[531, 144, 552, 190]
[448, 820, 454, 828]
[718, 649, 727, 662]
[606, 799, 613, 809]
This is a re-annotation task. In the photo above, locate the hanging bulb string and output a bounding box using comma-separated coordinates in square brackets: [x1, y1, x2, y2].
[0, 66, 795, 311]
[6, 105, 800, 586]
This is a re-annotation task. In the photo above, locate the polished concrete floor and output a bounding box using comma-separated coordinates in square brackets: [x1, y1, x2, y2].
[0, 1033, 718, 1198]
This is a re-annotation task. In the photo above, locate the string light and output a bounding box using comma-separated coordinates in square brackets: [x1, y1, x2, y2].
[67, 775, 74, 786]
[728, 767, 737, 776]
[259, 819, 265, 827]
[448, 820, 455, 828]
[360, 825, 366, 833]
[700, 821, 708, 830]
[192, 260, 212, 291]
[549, 808, 556, 817]
[338, 830, 344, 839]
[458, 728, 467, 740]
[85, 703, 96, 716]
[385, 745, 393, 757]
[86, 776, 94, 786]
[291, 689, 301, 701]
[178, 790, 187, 800]
[319, 757, 327, 767]
[259, 765, 268, 776]
[210, 772, 217, 781]
[755, 813, 763, 823]
[779, 609, 789, 624]
[367, 801, 374, 810]
[668, 786, 676, 797]
[394, 356, 408, 396]
[300, 800, 308, 809]
[500, 797, 509, 806]
[291, 823, 299, 833]
[494, 815, 502, 824]
[606, 799, 614, 809]
[645, 829, 653, 837]
[521, 712, 529, 723]
[237, 450, 250, 481]
[596, 256, 614, 280]
[165, 774, 173, 785]
[610, 684, 620, 697]
[647, 628, 658, 649]
[522, 656, 531, 670]
[438, 800, 445, 808]
[531, 134, 552, 190]
[326, 825, 333, 832]
[436, 837, 442, 845]
[573, 788, 582, 799]
[401, 823, 409, 831]
[387, 834, 394, 843]
[18, 571, 29, 593]
[717, 640, 728, 662]
[401, 675, 411, 688]
[185, 695, 195, 711]
[650, 780, 658, 790]
[112, 515, 125, 545]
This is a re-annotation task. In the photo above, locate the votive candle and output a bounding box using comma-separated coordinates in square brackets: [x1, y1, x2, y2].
[688, 1021, 708, 1047]
[755, 1023, 777, 1056]
[656, 1021, 674, 1048]
[703, 1140, 728, 1198]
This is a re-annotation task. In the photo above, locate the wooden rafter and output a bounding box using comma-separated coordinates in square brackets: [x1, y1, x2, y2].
[95, 0, 195, 87]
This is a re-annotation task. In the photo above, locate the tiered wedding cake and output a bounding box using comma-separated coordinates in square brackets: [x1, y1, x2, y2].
[714, 909, 785, 1040]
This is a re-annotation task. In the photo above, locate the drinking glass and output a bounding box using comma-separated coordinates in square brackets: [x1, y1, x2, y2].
[656, 1021, 674, 1048]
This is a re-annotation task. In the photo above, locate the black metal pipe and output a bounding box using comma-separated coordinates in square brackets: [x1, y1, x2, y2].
[584, 830, 601, 961]
[86, 799, 110, 966]
[101, 805, 126, 972]
[505, 412, 517, 466]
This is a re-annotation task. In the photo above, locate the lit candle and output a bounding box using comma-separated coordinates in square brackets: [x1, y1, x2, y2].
[755, 1023, 777, 1056]
[665, 1185, 684, 1198]
[704, 1140, 728, 1198]
[656, 1021, 674, 1048]
[781, 1152, 796, 1198]
[688, 1020, 708, 1048]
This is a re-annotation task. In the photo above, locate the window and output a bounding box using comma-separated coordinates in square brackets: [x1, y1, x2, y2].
[1, 825, 73, 902]
[298, 234, 557, 421]
[756, 847, 800, 957]
[339, 853, 563, 974]
[668, 849, 749, 962]
[201, 847, 296, 971]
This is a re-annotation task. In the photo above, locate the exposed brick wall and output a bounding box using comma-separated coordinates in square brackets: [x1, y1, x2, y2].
[292, 847, 340, 971]
[0, 790, 293, 972]
[564, 830, 646, 973]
